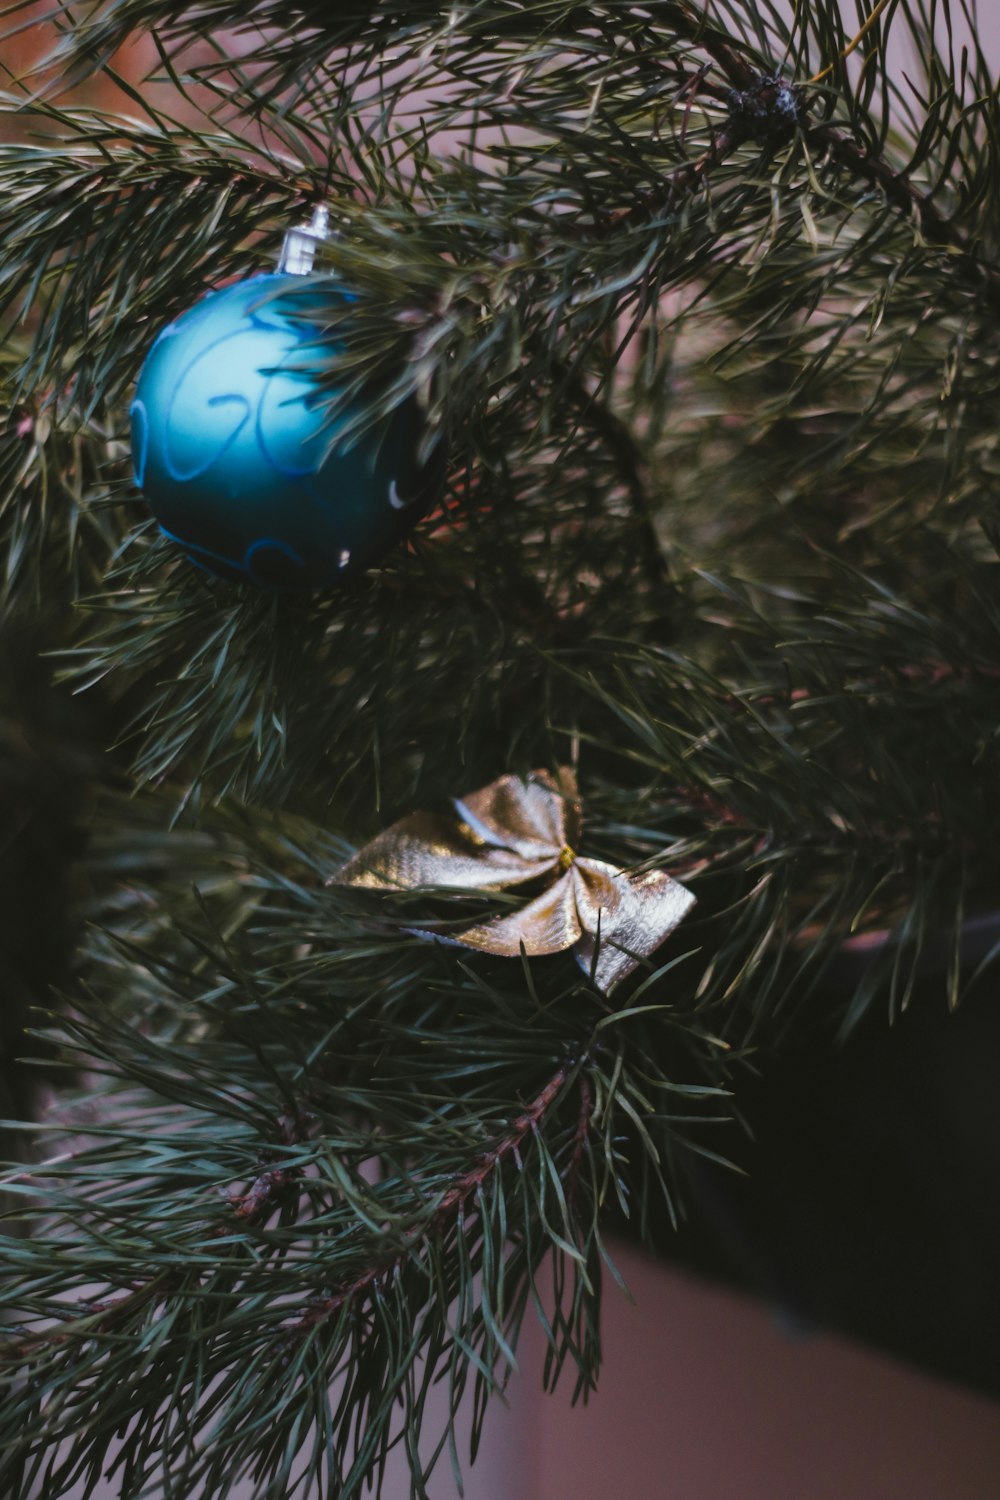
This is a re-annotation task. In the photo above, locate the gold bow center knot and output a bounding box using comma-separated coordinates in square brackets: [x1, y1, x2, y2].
[330, 768, 696, 993]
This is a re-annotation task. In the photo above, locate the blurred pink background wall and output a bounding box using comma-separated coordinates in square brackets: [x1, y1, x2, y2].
[517, 1242, 1000, 1500]
[51, 1238, 1000, 1500]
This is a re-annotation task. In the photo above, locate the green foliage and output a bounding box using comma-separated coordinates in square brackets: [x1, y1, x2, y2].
[1, 0, 999, 1495]
[1, 802, 726, 1499]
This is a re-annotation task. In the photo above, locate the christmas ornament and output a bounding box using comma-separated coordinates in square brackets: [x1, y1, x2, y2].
[331, 768, 696, 993]
[130, 207, 445, 590]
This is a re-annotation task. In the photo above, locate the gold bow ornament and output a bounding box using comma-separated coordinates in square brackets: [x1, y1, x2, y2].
[330, 768, 696, 993]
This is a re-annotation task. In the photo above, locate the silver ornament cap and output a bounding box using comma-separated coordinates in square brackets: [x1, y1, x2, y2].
[276, 204, 331, 276]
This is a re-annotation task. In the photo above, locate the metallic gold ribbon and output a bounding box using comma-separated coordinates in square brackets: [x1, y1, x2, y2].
[330, 769, 696, 993]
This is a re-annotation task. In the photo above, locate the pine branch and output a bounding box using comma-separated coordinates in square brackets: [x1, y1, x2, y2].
[1, 813, 725, 1500]
[595, 123, 741, 235]
[4, 1060, 579, 1371]
[814, 117, 1000, 293]
[291, 1058, 578, 1339]
[1, 3, 1000, 1493]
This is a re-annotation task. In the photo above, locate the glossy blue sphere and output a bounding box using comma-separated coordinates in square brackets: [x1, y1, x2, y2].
[131, 274, 445, 590]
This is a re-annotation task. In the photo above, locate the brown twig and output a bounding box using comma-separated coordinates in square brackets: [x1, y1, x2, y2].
[595, 128, 739, 237]
[817, 125, 954, 244]
[221, 1110, 308, 1229]
[596, 103, 1000, 306]
[588, 3, 1000, 303]
[557, 364, 670, 594]
[811, 122, 1000, 310]
[3, 1112, 311, 1363]
[289, 1059, 578, 1337]
[227, 1166, 296, 1225]
[666, 3, 760, 92]
[7, 1272, 177, 1360]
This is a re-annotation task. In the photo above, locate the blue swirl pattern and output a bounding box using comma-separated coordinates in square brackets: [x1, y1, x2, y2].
[131, 274, 444, 590]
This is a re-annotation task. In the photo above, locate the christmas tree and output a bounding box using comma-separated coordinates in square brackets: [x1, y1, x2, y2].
[2, 2, 999, 1495]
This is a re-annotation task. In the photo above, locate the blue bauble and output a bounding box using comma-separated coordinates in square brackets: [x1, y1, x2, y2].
[131, 274, 445, 590]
